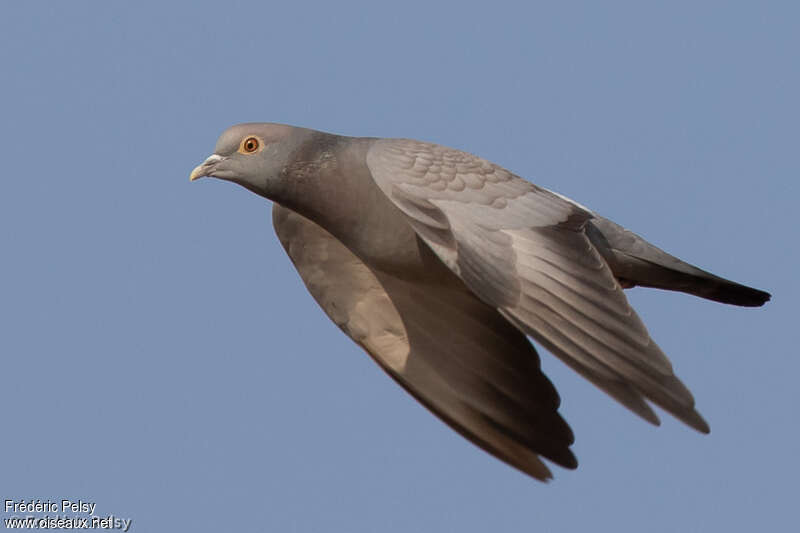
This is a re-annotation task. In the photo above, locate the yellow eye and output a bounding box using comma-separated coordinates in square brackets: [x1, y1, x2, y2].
[241, 136, 260, 153]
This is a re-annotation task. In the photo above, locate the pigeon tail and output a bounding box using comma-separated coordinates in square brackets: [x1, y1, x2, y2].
[587, 218, 771, 307]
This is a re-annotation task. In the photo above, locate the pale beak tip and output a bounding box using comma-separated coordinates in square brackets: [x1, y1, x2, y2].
[190, 154, 224, 181]
[189, 165, 205, 181]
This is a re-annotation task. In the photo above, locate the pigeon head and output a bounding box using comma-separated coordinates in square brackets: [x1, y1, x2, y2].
[190, 122, 314, 200]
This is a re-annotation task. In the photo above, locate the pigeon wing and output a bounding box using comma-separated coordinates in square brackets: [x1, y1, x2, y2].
[273, 204, 577, 480]
[365, 138, 709, 432]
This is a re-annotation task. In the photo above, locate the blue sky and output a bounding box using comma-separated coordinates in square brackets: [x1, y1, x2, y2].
[1, 2, 796, 531]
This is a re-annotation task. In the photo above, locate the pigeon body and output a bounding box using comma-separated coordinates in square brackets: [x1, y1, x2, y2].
[191, 123, 770, 480]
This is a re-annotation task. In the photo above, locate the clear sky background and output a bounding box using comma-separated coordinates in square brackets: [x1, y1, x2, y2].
[1, 2, 796, 532]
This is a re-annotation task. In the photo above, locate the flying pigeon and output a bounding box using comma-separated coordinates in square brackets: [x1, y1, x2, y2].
[190, 123, 770, 480]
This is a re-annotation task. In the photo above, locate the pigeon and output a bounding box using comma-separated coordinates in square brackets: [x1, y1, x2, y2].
[190, 123, 770, 480]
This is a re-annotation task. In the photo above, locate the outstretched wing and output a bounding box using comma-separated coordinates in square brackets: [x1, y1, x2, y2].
[273, 204, 576, 480]
[365, 138, 709, 432]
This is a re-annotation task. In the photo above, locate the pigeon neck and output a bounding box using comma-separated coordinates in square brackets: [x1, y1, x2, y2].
[279, 136, 427, 277]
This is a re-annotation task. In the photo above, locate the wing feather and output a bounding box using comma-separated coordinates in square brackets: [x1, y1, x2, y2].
[272, 204, 577, 479]
[366, 138, 709, 433]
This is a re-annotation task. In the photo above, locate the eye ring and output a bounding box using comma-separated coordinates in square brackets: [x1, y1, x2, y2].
[240, 136, 260, 154]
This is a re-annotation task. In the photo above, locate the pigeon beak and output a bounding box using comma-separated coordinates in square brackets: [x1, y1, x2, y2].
[190, 154, 225, 181]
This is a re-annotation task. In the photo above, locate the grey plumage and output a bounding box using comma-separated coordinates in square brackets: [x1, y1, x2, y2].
[191, 123, 770, 480]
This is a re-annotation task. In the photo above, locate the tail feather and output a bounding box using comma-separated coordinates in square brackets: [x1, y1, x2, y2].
[587, 217, 771, 307]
